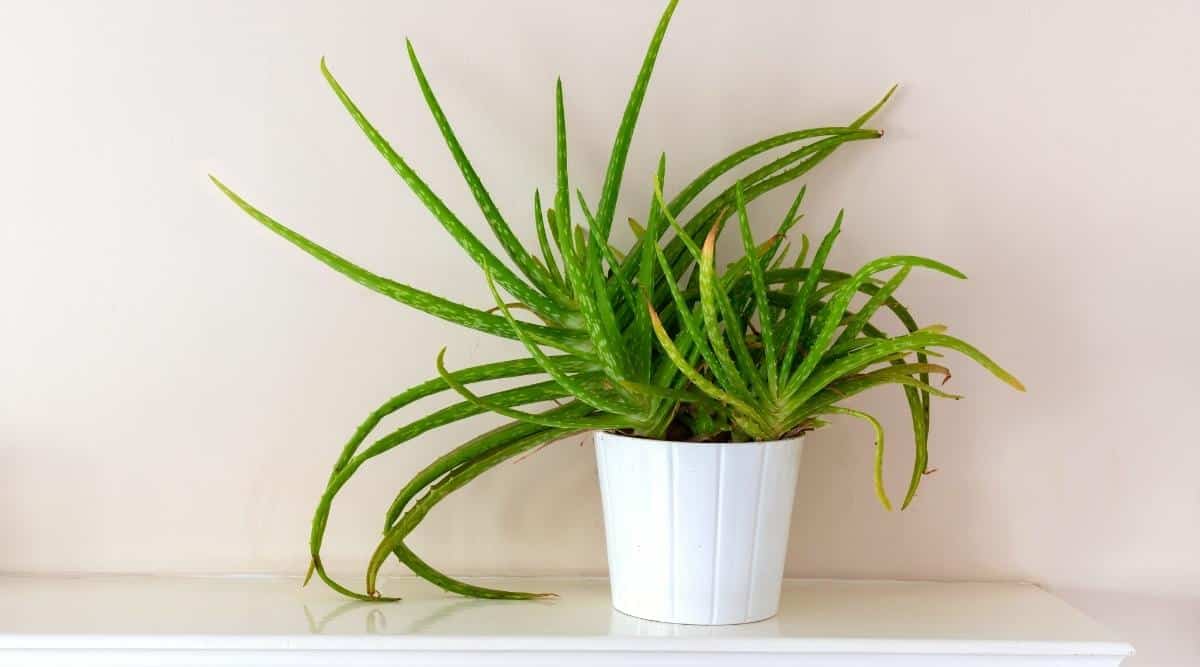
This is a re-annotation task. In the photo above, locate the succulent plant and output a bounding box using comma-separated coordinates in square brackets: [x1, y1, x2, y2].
[212, 0, 1021, 601]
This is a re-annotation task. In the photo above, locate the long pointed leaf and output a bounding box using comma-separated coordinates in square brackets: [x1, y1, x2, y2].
[639, 85, 895, 290]
[578, 191, 633, 376]
[593, 0, 679, 239]
[324, 355, 594, 482]
[787, 255, 966, 393]
[734, 182, 778, 395]
[390, 539, 555, 600]
[779, 211, 843, 378]
[652, 236, 750, 401]
[647, 304, 766, 434]
[405, 41, 565, 303]
[698, 225, 751, 395]
[320, 59, 571, 323]
[371, 424, 590, 598]
[382, 403, 592, 531]
[485, 268, 642, 417]
[653, 132, 880, 312]
[309, 376, 582, 600]
[793, 331, 1024, 409]
[210, 176, 585, 352]
[834, 266, 912, 347]
[634, 155, 667, 380]
[437, 349, 632, 429]
[533, 190, 564, 286]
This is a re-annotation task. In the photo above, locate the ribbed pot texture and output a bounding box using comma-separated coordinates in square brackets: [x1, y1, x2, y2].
[594, 431, 804, 625]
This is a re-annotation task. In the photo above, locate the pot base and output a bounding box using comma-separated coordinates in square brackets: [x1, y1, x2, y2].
[611, 604, 778, 627]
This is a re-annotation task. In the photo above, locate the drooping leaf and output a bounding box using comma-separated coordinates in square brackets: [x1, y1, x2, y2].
[787, 255, 967, 393]
[823, 407, 892, 510]
[370, 422, 587, 598]
[437, 349, 633, 430]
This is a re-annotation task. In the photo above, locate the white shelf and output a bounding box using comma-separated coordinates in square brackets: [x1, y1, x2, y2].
[0, 575, 1132, 666]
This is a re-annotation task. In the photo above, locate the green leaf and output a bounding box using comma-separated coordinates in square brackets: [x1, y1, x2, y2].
[437, 349, 633, 430]
[390, 539, 556, 600]
[647, 304, 765, 432]
[697, 223, 772, 403]
[533, 190, 564, 287]
[840, 364, 962, 399]
[734, 182, 778, 395]
[644, 84, 896, 293]
[788, 234, 811, 291]
[613, 128, 872, 293]
[369, 423, 584, 598]
[405, 41, 566, 303]
[834, 266, 912, 347]
[485, 268, 643, 417]
[788, 360, 959, 513]
[323, 354, 594, 483]
[654, 177, 705, 260]
[792, 331, 1024, 409]
[319, 59, 571, 323]
[787, 255, 967, 393]
[593, 0, 679, 239]
[634, 155, 667, 381]
[853, 84, 898, 128]
[669, 129, 863, 218]
[210, 175, 586, 352]
[577, 191, 633, 377]
[618, 379, 710, 403]
[761, 268, 943, 511]
[314, 377, 580, 536]
[553, 79, 573, 256]
[768, 241, 791, 272]
[759, 185, 806, 271]
[653, 132, 879, 329]
[546, 209, 565, 277]
[310, 376, 583, 600]
[628, 217, 647, 238]
[777, 185, 807, 237]
[797, 363, 960, 416]
[698, 225, 752, 395]
[721, 233, 786, 289]
[652, 234, 751, 401]
[799, 84, 897, 168]
[651, 177, 752, 396]
[779, 211, 843, 378]
[382, 403, 593, 532]
[823, 407, 892, 511]
[546, 82, 629, 379]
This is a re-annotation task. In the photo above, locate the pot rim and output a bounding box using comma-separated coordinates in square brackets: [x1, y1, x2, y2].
[594, 429, 804, 448]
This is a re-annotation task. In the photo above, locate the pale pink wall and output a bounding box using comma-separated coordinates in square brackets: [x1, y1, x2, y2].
[2, 1, 1196, 634]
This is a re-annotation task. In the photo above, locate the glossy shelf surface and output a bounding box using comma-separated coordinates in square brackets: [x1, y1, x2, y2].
[0, 575, 1133, 666]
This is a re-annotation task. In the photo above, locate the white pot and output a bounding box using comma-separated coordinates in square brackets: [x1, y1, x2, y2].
[594, 431, 804, 625]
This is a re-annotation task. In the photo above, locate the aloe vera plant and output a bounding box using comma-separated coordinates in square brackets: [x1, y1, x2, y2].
[212, 0, 1021, 602]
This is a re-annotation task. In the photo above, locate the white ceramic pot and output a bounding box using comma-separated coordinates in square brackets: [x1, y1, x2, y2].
[594, 431, 804, 625]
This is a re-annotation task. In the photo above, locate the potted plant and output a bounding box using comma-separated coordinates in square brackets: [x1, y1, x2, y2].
[212, 0, 1022, 625]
